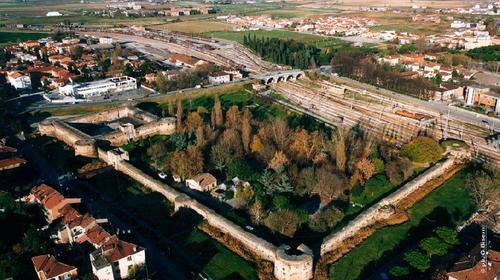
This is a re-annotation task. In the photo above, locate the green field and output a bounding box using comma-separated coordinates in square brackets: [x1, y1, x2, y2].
[329, 169, 474, 280]
[204, 29, 350, 46]
[0, 31, 49, 44]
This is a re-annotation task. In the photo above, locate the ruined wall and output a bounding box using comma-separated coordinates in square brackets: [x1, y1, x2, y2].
[39, 121, 96, 157]
[321, 156, 457, 255]
[96, 150, 314, 280]
[99, 118, 176, 147]
[67, 106, 132, 124]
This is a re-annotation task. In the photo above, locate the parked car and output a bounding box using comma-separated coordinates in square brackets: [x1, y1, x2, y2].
[158, 171, 167, 179]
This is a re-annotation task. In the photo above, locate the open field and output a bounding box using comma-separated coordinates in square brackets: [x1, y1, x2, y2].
[0, 31, 49, 45]
[0, 15, 172, 27]
[296, 0, 472, 9]
[151, 20, 235, 33]
[329, 169, 473, 280]
[0, 2, 107, 17]
[355, 12, 451, 35]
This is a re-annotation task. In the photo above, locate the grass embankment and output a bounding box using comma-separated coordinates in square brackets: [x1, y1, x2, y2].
[87, 171, 257, 280]
[204, 29, 347, 45]
[0, 31, 49, 46]
[329, 169, 473, 280]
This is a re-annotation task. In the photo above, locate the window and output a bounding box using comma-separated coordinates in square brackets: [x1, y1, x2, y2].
[127, 256, 132, 261]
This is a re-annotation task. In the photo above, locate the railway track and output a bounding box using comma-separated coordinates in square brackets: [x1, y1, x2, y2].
[272, 81, 500, 165]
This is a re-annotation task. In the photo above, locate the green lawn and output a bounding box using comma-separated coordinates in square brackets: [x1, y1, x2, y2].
[185, 229, 258, 280]
[0, 31, 49, 45]
[329, 169, 474, 280]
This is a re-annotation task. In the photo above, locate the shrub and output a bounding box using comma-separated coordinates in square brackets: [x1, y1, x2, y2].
[434, 227, 459, 245]
[264, 209, 300, 237]
[272, 194, 289, 209]
[404, 250, 430, 272]
[389, 266, 410, 277]
[224, 190, 234, 200]
[372, 158, 385, 174]
[308, 207, 344, 233]
[401, 136, 443, 163]
[419, 237, 449, 257]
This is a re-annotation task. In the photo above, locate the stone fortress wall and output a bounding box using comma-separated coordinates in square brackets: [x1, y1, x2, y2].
[39, 104, 463, 280]
[39, 106, 314, 280]
[321, 155, 459, 255]
[39, 106, 176, 157]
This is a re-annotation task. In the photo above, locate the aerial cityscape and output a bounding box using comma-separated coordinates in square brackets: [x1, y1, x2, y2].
[0, 0, 498, 279]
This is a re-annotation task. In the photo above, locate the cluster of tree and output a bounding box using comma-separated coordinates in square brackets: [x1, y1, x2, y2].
[390, 227, 459, 278]
[155, 64, 219, 93]
[243, 35, 321, 69]
[467, 45, 500, 62]
[140, 95, 424, 237]
[465, 165, 500, 229]
[400, 136, 444, 164]
[331, 49, 438, 99]
[0, 193, 49, 279]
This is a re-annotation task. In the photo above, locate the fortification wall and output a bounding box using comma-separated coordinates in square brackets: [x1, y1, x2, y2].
[39, 121, 95, 156]
[274, 245, 314, 280]
[67, 106, 132, 124]
[321, 156, 456, 255]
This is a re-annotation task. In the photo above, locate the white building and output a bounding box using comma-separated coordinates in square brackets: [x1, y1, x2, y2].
[99, 37, 113, 45]
[59, 76, 137, 98]
[208, 73, 231, 85]
[186, 173, 217, 192]
[46, 11, 62, 17]
[7, 71, 31, 90]
[90, 236, 145, 280]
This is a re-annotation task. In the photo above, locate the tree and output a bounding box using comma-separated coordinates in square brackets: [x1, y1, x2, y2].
[272, 194, 289, 209]
[315, 166, 348, 204]
[308, 206, 344, 232]
[269, 119, 290, 150]
[250, 135, 264, 154]
[465, 168, 500, 227]
[227, 158, 254, 180]
[214, 95, 223, 128]
[404, 250, 430, 272]
[385, 160, 403, 185]
[268, 150, 289, 170]
[70, 45, 84, 60]
[147, 141, 167, 168]
[258, 169, 274, 193]
[176, 95, 183, 132]
[356, 158, 375, 185]
[433, 227, 459, 245]
[264, 209, 300, 237]
[168, 146, 204, 180]
[233, 185, 254, 208]
[185, 111, 204, 132]
[241, 116, 252, 153]
[334, 129, 347, 172]
[401, 136, 443, 163]
[225, 105, 241, 128]
[249, 200, 266, 224]
[389, 266, 410, 278]
[419, 237, 449, 257]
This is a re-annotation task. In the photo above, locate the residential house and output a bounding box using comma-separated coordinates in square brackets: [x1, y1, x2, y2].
[32, 254, 78, 280]
[58, 213, 97, 244]
[90, 236, 146, 280]
[7, 71, 32, 90]
[186, 173, 217, 192]
[208, 72, 231, 84]
[25, 184, 81, 222]
[432, 83, 464, 101]
[377, 55, 400, 66]
[447, 244, 500, 280]
[168, 53, 206, 68]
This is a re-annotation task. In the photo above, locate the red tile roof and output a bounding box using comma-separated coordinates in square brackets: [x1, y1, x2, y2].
[448, 247, 500, 280]
[30, 184, 64, 210]
[68, 213, 95, 230]
[32, 254, 76, 279]
[0, 157, 26, 170]
[85, 225, 111, 247]
[100, 235, 144, 263]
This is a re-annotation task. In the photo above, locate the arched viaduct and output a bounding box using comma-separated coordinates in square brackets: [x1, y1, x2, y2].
[252, 70, 305, 85]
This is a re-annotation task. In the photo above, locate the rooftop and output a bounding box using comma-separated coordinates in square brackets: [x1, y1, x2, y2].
[32, 254, 76, 278]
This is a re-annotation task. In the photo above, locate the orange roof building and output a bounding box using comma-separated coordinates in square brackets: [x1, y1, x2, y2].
[448, 245, 500, 280]
[27, 184, 81, 222]
[32, 254, 77, 280]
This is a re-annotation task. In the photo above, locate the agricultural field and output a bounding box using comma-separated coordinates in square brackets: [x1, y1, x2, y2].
[0, 2, 107, 17]
[0, 31, 49, 45]
[296, 0, 471, 9]
[1, 15, 170, 27]
[151, 20, 235, 33]
[356, 12, 451, 35]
